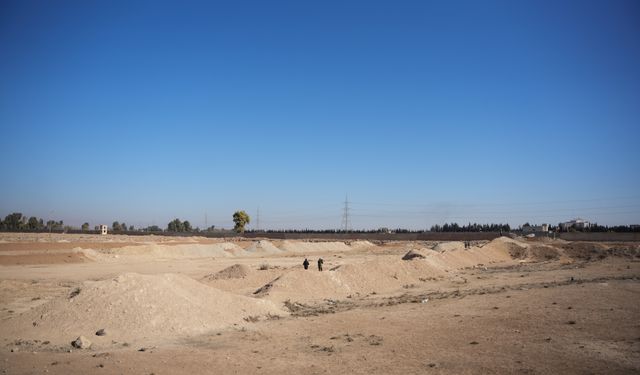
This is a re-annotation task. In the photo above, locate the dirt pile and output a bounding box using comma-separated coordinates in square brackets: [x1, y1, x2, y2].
[245, 240, 283, 254]
[337, 258, 444, 295]
[202, 264, 250, 281]
[0, 273, 285, 348]
[418, 238, 515, 270]
[254, 256, 445, 302]
[432, 241, 466, 252]
[348, 240, 377, 249]
[279, 241, 351, 253]
[95, 243, 247, 259]
[482, 237, 527, 257]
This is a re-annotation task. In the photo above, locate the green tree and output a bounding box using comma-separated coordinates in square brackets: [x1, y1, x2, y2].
[167, 218, 184, 232]
[4, 213, 23, 230]
[183, 220, 192, 232]
[232, 211, 250, 233]
[28, 216, 41, 230]
[81, 222, 90, 231]
[112, 221, 121, 231]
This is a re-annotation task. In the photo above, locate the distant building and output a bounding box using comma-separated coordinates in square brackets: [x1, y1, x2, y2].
[560, 218, 590, 231]
[99, 225, 108, 235]
[522, 223, 549, 233]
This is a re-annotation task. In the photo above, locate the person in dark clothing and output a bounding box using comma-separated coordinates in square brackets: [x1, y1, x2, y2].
[303, 258, 309, 270]
[317, 258, 324, 271]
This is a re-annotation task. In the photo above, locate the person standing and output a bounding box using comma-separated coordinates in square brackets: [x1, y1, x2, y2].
[317, 258, 324, 271]
[303, 258, 309, 270]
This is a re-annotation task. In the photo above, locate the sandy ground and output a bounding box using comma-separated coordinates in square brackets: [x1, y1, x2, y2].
[0, 233, 638, 374]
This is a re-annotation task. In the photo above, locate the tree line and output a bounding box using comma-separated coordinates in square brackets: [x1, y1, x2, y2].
[1, 212, 65, 231]
[429, 223, 511, 233]
[2, 212, 638, 233]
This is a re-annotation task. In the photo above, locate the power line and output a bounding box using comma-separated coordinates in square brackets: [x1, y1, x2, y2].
[349, 195, 640, 208]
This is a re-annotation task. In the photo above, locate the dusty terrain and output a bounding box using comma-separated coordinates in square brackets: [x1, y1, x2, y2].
[0, 233, 638, 374]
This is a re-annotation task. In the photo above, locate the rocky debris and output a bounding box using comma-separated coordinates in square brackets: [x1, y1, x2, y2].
[69, 287, 81, 299]
[71, 336, 91, 349]
[95, 328, 107, 336]
[367, 335, 383, 346]
[253, 276, 281, 297]
[402, 249, 426, 260]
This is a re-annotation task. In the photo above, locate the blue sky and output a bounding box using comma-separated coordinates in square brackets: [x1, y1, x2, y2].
[1, 0, 639, 230]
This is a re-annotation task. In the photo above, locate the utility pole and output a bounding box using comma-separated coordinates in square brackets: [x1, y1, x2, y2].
[341, 195, 351, 232]
[205, 212, 208, 231]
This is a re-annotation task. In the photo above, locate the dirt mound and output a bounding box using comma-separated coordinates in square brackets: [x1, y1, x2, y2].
[98, 243, 242, 259]
[245, 240, 282, 254]
[202, 264, 250, 281]
[432, 241, 466, 252]
[348, 240, 377, 249]
[480, 237, 562, 261]
[419, 238, 517, 269]
[279, 241, 351, 253]
[337, 258, 444, 295]
[0, 273, 285, 348]
[255, 256, 444, 302]
[477, 237, 527, 259]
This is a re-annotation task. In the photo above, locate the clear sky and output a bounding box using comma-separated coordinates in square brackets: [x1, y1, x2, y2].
[1, 0, 639, 230]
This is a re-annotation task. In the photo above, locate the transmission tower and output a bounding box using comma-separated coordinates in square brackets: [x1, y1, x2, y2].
[341, 195, 352, 232]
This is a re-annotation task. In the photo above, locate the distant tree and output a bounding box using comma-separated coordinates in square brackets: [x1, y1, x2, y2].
[3, 213, 23, 230]
[28, 216, 41, 230]
[167, 218, 184, 232]
[81, 222, 90, 231]
[129, 225, 134, 231]
[121, 222, 127, 232]
[183, 220, 192, 232]
[145, 225, 162, 232]
[112, 221, 120, 231]
[232, 211, 250, 233]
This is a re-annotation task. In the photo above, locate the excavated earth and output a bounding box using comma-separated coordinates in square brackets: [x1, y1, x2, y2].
[0, 233, 638, 374]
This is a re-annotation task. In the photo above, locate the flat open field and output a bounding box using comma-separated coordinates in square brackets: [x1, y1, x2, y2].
[0, 233, 638, 374]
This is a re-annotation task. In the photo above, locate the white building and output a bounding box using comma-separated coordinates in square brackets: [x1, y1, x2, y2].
[99, 225, 108, 235]
[560, 218, 590, 231]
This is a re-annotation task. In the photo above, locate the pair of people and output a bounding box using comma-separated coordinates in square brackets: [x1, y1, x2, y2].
[303, 257, 323, 271]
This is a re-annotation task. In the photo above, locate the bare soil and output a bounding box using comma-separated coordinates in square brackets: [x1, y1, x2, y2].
[0, 233, 638, 374]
